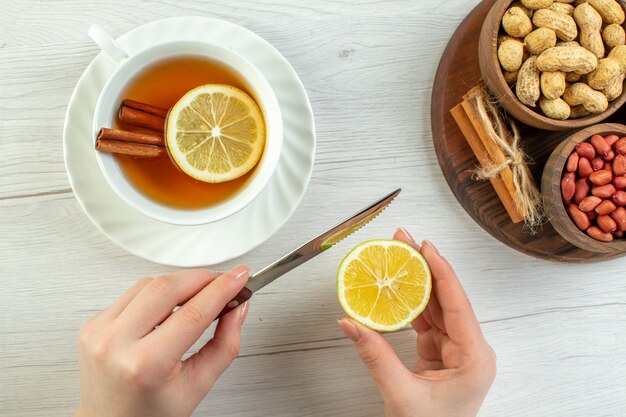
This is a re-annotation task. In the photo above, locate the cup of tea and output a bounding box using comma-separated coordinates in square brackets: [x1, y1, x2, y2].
[89, 24, 283, 225]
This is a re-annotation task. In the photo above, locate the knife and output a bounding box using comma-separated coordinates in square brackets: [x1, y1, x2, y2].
[216, 188, 401, 320]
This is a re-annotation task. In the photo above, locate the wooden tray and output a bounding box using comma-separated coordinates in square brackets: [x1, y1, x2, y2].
[430, 0, 626, 263]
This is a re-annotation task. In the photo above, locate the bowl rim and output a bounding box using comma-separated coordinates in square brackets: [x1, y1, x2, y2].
[542, 123, 626, 252]
[482, 0, 626, 130]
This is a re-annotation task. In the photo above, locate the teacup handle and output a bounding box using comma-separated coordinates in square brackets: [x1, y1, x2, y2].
[88, 24, 129, 65]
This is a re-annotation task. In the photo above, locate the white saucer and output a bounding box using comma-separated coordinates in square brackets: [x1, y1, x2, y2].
[63, 17, 315, 267]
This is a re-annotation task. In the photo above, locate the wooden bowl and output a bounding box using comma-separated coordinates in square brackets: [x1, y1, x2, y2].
[542, 123, 626, 253]
[478, 0, 626, 131]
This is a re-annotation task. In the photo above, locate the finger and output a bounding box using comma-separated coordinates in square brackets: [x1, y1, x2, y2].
[415, 358, 444, 372]
[411, 313, 431, 334]
[183, 301, 249, 393]
[420, 307, 436, 328]
[416, 330, 443, 362]
[393, 227, 420, 250]
[338, 318, 412, 395]
[101, 278, 153, 320]
[420, 241, 482, 345]
[426, 286, 445, 331]
[118, 269, 221, 337]
[146, 265, 249, 360]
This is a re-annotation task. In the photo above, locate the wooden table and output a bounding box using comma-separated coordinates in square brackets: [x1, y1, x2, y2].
[1, 1, 625, 416]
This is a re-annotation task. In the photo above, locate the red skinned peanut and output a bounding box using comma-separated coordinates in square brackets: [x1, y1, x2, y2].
[591, 156, 604, 171]
[611, 207, 626, 231]
[614, 176, 626, 189]
[561, 172, 576, 202]
[596, 200, 617, 215]
[588, 226, 614, 242]
[574, 178, 591, 203]
[605, 134, 619, 147]
[597, 215, 618, 233]
[614, 191, 626, 206]
[589, 170, 613, 185]
[613, 155, 626, 176]
[578, 158, 593, 178]
[579, 196, 602, 212]
[566, 152, 579, 172]
[576, 142, 596, 159]
[566, 204, 590, 230]
[591, 135, 611, 158]
[592, 184, 617, 198]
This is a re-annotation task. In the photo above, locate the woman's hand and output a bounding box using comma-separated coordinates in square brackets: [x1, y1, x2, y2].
[75, 266, 250, 417]
[338, 229, 496, 417]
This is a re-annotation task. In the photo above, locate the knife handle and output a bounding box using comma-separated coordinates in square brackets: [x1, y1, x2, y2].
[215, 287, 253, 321]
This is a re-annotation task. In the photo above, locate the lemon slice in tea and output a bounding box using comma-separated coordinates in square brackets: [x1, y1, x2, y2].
[166, 84, 265, 183]
[337, 239, 432, 332]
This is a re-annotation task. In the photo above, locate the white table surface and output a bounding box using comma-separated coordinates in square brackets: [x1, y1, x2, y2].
[1, 0, 626, 416]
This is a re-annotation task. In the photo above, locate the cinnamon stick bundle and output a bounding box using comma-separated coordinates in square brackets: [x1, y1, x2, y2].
[95, 100, 169, 158]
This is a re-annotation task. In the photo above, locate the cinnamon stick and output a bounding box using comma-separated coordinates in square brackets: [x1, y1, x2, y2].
[122, 99, 169, 118]
[96, 138, 164, 158]
[97, 128, 164, 147]
[119, 105, 166, 132]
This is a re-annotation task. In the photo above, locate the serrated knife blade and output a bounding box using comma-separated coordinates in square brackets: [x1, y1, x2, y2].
[215, 188, 401, 319]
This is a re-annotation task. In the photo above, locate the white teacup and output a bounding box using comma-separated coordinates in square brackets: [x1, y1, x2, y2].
[89, 24, 283, 225]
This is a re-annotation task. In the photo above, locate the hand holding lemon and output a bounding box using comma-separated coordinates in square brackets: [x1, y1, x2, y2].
[337, 228, 496, 417]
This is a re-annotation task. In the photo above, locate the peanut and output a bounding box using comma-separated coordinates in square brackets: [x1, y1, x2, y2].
[604, 72, 625, 100]
[613, 154, 626, 175]
[602, 23, 625, 48]
[532, 9, 578, 41]
[569, 104, 591, 118]
[566, 204, 591, 230]
[589, 169, 613, 185]
[575, 177, 591, 203]
[591, 156, 605, 170]
[539, 96, 571, 118]
[511, 1, 534, 17]
[592, 154, 605, 166]
[590, 134, 612, 157]
[592, 183, 617, 198]
[516, 56, 541, 106]
[536, 46, 598, 74]
[587, 45, 626, 90]
[596, 199, 617, 214]
[614, 190, 626, 205]
[541, 71, 567, 98]
[503, 70, 520, 85]
[615, 137, 626, 155]
[574, 3, 605, 58]
[586, 0, 625, 24]
[615, 176, 626, 189]
[562, 172, 577, 201]
[577, 142, 597, 159]
[503, 7, 534, 38]
[549, 2, 575, 15]
[498, 39, 525, 71]
[587, 225, 614, 241]
[521, 0, 554, 9]
[524, 27, 557, 54]
[580, 195, 603, 211]
[555, 0, 575, 3]
[579, 157, 594, 177]
[563, 82, 609, 113]
[611, 206, 626, 230]
[597, 215, 618, 232]
[604, 134, 620, 147]
[566, 152, 580, 172]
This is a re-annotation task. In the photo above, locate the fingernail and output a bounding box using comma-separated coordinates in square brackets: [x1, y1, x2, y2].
[397, 227, 416, 245]
[337, 318, 361, 342]
[421, 240, 440, 255]
[231, 265, 249, 280]
[239, 302, 249, 321]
